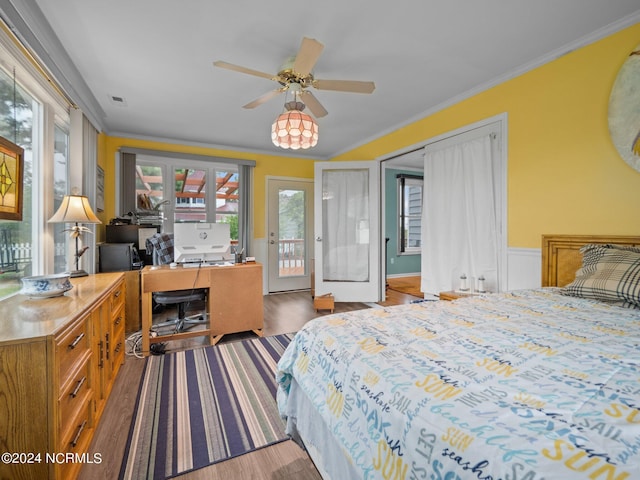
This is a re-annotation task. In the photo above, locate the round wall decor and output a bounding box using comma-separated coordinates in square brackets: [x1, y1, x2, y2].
[608, 42, 640, 173]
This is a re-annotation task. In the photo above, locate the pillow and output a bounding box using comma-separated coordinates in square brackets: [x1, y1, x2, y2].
[562, 243, 640, 309]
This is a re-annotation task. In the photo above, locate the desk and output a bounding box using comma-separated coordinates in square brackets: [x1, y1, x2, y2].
[140, 262, 263, 356]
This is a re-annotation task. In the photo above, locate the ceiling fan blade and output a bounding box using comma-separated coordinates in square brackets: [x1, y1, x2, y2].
[243, 88, 286, 109]
[213, 60, 275, 81]
[313, 79, 375, 94]
[293, 37, 324, 77]
[300, 91, 328, 118]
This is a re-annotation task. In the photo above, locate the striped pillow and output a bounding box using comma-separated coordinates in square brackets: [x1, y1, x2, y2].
[562, 243, 640, 309]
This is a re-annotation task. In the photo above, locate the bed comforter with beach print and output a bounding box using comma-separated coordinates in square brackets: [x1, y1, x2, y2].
[276, 289, 640, 480]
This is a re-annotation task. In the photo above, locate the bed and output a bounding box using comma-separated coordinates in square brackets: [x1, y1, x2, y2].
[276, 234, 640, 480]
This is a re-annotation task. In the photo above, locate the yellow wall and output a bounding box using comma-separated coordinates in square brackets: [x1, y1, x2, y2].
[99, 137, 314, 239]
[334, 22, 640, 248]
[98, 24, 640, 250]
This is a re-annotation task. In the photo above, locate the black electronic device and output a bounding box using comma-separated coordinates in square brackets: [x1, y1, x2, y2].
[106, 224, 159, 264]
[106, 224, 141, 248]
[98, 243, 142, 272]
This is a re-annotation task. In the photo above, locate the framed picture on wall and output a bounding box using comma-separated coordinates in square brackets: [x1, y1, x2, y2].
[97, 165, 105, 212]
[0, 136, 24, 221]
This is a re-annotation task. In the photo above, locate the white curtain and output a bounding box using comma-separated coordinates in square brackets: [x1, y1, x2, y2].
[421, 135, 498, 294]
[322, 169, 369, 281]
[82, 114, 99, 274]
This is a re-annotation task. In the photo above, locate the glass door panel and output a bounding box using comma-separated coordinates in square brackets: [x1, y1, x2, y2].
[278, 188, 306, 278]
[314, 161, 380, 302]
[322, 169, 370, 282]
[267, 179, 313, 293]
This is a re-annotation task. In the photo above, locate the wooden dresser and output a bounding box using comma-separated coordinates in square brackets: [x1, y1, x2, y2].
[0, 272, 125, 480]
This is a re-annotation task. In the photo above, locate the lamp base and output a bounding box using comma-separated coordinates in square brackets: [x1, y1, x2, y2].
[69, 269, 89, 278]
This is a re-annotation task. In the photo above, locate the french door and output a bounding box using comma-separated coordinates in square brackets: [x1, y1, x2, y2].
[267, 178, 313, 292]
[314, 161, 380, 302]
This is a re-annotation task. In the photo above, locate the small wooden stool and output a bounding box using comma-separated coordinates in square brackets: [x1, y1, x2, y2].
[314, 293, 334, 313]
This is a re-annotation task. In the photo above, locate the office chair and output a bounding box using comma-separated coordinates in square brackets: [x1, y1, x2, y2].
[145, 233, 207, 333]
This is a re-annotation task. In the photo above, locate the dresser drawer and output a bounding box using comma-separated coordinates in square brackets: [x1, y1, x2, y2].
[111, 302, 125, 333]
[110, 280, 125, 312]
[58, 354, 93, 437]
[111, 334, 125, 371]
[57, 400, 94, 480]
[56, 315, 91, 382]
[111, 303, 126, 373]
[112, 314, 125, 354]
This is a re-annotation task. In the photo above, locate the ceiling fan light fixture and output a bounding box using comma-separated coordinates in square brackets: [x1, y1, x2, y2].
[271, 102, 318, 150]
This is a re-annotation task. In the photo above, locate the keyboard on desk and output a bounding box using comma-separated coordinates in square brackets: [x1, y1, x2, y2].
[180, 261, 233, 268]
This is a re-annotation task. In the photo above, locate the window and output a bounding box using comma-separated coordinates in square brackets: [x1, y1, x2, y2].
[398, 175, 423, 254]
[53, 124, 69, 273]
[0, 67, 37, 295]
[135, 156, 239, 243]
[0, 28, 71, 299]
[215, 170, 238, 240]
[174, 167, 207, 222]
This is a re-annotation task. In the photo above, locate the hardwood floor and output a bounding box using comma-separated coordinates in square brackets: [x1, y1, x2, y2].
[386, 275, 423, 298]
[78, 290, 379, 480]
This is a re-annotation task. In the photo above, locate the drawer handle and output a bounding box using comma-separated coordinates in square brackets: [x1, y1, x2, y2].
[106, 332, 110, 361]
[98, 341, 104, 368]
[114, 342, 122, 354]
[114, 316, 122, 326]
[114, 290, 122, 298]
[71, 376, 87, 398]
[71, 420, 87, 448]
[68, 333, 85, 350]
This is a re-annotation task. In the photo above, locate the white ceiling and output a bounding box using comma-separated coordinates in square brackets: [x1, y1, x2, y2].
[31, 0, 640, 160]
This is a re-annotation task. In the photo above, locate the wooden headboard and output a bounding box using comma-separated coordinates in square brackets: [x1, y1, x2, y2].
[541, 234, 640, 287]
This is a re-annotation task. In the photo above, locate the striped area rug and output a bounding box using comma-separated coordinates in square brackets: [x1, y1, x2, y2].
[119, 334, 293, 480]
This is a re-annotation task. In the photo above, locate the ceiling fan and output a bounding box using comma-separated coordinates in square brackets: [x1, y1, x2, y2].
[213, 37, 375, 118]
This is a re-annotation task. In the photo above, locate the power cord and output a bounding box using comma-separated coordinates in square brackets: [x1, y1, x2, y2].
[125, 331, 144, 359]
[126, 331, 167, 358]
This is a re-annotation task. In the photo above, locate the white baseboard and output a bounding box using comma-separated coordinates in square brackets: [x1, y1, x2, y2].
[386, 272, 421, 279]
[252, 237, 269, 295]
[506, 247, 541, 290]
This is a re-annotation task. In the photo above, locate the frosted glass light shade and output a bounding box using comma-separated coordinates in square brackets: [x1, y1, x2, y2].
[271, 109, 319, 150]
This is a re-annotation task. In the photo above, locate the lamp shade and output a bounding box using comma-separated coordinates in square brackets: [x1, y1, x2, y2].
[271, 101, 318, 150]
[48, 194, 101, 224]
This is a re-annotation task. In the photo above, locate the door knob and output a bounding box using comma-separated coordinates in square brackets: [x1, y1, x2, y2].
[270, 240, 275, 244]
[316, 237, 322, 242]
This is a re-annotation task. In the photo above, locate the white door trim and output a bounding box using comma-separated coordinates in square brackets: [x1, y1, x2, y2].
[314, 160, 381, 302]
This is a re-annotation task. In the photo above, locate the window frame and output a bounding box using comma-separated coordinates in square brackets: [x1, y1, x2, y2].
[397, 174, 423, 255]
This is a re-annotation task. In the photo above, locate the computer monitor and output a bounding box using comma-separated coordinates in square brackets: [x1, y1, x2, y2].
[173, 222, 231, 263]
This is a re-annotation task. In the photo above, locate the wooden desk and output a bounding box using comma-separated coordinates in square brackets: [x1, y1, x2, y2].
[140, 262, 263, 356]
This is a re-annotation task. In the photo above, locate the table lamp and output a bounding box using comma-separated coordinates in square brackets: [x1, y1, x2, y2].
[48, 188, 101, 277]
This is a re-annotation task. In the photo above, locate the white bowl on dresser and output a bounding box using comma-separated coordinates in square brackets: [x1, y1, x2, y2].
[20, 273, 73, 298]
